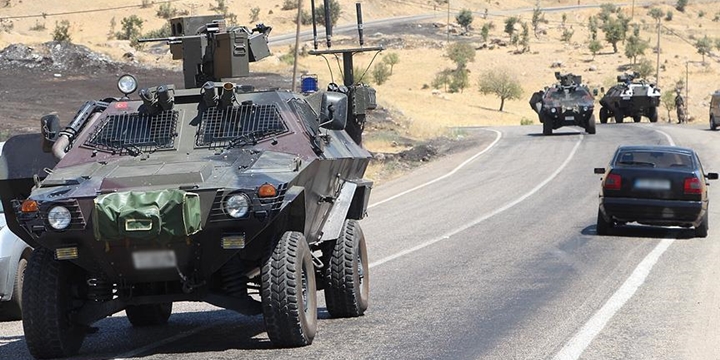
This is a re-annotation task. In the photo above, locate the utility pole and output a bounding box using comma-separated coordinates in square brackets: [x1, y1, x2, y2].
[447, 0, 450, 45]
[291, 0, 303, 92]
[655, 21, 660, 86]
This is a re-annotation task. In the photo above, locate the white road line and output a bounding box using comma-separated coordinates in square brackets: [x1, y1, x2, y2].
[553, 129, 677, 360]
[553, 240, 674, 360]
[368, 129, 503, 209]
[369, 134, 584, 268]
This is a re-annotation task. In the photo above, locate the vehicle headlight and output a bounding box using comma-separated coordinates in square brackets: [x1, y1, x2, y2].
[583, 106, 588, 111]
[47, 206, 72, 230]
[551, 108, 557, 113]
[225, 194, 250, 218]
[117, 74, 138, 95]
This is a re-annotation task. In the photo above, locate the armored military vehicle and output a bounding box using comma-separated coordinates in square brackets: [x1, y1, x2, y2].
[598, 72, 661, 123]
[0, 11, 381, 359]
[529, 72, 596, 135]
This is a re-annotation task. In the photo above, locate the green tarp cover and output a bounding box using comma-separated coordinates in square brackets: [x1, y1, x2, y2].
[93, 189, 202, 243]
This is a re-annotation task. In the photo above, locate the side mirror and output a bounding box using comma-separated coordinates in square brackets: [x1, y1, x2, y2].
[320, 92, 348, 130]
[593, 88, 599, 96]
[594, 167, 606, 174]
[707, 172, 719, 180]
[600, 87, 605, 93]
[40, 113, 61, 153]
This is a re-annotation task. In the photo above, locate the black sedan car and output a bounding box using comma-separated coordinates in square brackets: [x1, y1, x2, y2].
[595, 145, 718, 237]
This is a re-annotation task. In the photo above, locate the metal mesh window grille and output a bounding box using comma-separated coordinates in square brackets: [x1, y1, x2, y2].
[85, 110, 179, 154]
[196, 104, 287, 148]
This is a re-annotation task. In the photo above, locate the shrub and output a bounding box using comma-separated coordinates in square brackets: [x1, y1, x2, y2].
[157, 3, 178, 19]
[665, 10, 674, 21]
[52, 20, 71, 42]
[29, 20, 46, 31]
[675, 0, 687, 12]
[282, 0, 298, 11]
[520, 117, 534, 125]
[372, 62, 390, 85]
[117, 15, 143, 41]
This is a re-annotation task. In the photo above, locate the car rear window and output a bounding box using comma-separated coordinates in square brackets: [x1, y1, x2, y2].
[614, 151, 693, 169]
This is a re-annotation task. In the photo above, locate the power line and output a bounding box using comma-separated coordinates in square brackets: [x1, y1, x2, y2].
[0, 0, 188, 20]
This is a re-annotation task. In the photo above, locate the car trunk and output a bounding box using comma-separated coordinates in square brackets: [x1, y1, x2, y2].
[603, 168, 702, 201]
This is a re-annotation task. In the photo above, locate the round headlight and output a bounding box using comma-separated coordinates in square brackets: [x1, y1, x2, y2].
[551, 108, 557, 113]
[47, 206, 72, 230]
[117, 74, 138, 95]
[225, 194, 250, 218]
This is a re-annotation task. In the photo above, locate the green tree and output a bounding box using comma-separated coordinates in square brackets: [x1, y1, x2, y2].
[157, 3, 178, 19]
[634, 58, 655, 79]
[478, 68, 523, 111]
[588, 16, 598, 40]
[561, 28, 574, 43]
[602, 17, 624, 53]
[599, 3, 617, 23]
[382, 52, 400, 74]
[624, 27, 649, 64]
[531, 6, 543, 37]
[520, 22, 530, 52]
[676, 0, 687, 12]
[695, 36, 712, 63]
[446, 42, 475, 68]
[661, 89, 677, 122]
[117, 15, 143, 41]
[372, 62, 390, 85]
[52, 19, 71, 42]
[648, 7, 664, 22]
[504, 16, 518, 37]
[588, 39, 602, 59]
[432, 69, 452, 91]
[449, 67, 470, 93]
[456, 9, 473, 32]
[480, 23, 491, 42]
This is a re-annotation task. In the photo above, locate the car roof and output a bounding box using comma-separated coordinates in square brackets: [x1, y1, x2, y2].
[616, 145, 695, 155]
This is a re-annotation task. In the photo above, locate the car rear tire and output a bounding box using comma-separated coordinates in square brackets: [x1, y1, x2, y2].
[695, 211, 709, 238]
[599, 107, 609, 124]
[597, 209, 613, 235]
[22, 248, 87, 359]
[125, 303, 172, 327]
[261, 231, 317, 347]
[586, 115, 597, 134]
[648, 107, 658, 123]
[615, 112, 624, 123]
[324, 220, 369, 318]
[711, 116, 717, 130]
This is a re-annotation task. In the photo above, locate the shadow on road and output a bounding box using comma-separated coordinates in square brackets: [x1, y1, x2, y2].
[526, 131, 583, 137]
[581, 224, 696, 239]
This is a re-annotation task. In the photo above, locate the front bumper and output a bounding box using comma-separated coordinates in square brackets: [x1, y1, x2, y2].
[543, 110, 592, 128]
[601, 197, 704, 226]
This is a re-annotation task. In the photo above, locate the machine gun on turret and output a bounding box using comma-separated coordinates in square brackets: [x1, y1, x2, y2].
[554, 72, 583, 90]
[138, 16, 272, 89]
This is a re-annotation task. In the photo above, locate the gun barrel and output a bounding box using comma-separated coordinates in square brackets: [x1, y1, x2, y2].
[137, 35, 201, 44]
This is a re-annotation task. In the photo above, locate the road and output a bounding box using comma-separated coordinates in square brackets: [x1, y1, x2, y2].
[2, 122, 720, 359]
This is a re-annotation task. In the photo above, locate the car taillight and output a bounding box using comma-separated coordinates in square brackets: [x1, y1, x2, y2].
[604, 173, 622, 190]
[684, 177, 702, 194]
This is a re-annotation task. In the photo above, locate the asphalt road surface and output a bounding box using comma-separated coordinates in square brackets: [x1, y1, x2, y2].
[3, 122, 720, 360]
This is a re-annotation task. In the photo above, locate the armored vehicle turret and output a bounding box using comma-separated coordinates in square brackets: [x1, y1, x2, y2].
[529, 72, 596, 135]
[0, 11, 381, 359]
[599, 72, 661, 123]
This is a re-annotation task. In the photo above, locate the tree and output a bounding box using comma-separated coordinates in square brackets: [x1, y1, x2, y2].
[588, 39, 602, 59]
[561, 28, 574, 43]
[531, 6, 543, 37]
[588, 16, 598, 40]
[478, 68, 523, 111]
[624, 27, 649, 64]
[52, 20, 71, 42]
[602, 17, 624, 53]
[432, 69, 452, 91]
[634, 58, 655, 79]
[117, 15, 143, 41]
[695, 36, 712, 63]
[157, 3, 178, 19]
[450, 67, 470, 93]
[480, 23, 491, 42]
[520, 22, 530, 52]
[382, 52, 400, 74]
[315, 0, 342, 27]
[648, 7, 664, 22]
[456, 9, 473, 33]
[676, 0, 687, 12]
[372, 62, 390, 85]
[599, 3, 617, 23]
[661, 89, 677, 122]
[446, 42, 475, 68]
[504, 16, 518, 37]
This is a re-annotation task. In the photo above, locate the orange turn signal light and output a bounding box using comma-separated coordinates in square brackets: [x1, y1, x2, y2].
[21, 199, 39, 213]
[258, 183, 277, 198]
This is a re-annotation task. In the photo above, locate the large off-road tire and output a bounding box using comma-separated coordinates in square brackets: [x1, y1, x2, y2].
[711, 116, 717, 130]
[586, 115, 597, 135]
[542, 116, 553, 135]
[696, 211, 709, 238]
[0, 255, 27, 321]
[596, 209, 613, 236]
[22, 248, 87, 359]
[633, 115, 642, 123]
[324, 220, 369, 318]
[599, 107, 609, 124]
[648, 107, 658, 123]
[614, 112, 624, 123]
[261, 231, 317, 347]
[125, 303, 172, 327]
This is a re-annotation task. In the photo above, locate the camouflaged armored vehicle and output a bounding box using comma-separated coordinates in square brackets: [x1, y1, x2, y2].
[529, 72, 596, 135]
[599, 72, 661, 123]
[0, 14, 381, 359]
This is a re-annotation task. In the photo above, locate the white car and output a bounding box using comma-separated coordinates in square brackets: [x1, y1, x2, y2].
[0, 142, 32, 320]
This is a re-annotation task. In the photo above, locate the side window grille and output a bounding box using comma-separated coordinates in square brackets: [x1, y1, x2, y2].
[85, 110, 179, 154]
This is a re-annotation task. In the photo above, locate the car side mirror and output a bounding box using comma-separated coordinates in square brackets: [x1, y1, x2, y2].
[320, 92, 348, 130]
[600, 87, 605, 93]
[707, 172, 719, 180]
[40, 113, 61, 153]
[594, 167, 606, 174]
[593, 88, 599, 96]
